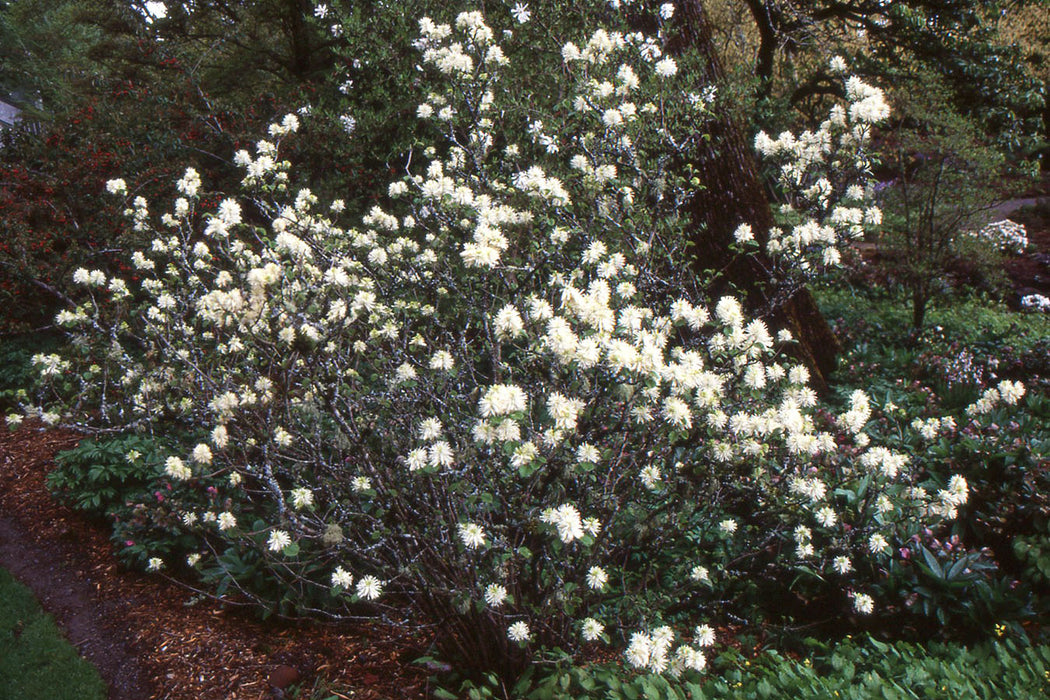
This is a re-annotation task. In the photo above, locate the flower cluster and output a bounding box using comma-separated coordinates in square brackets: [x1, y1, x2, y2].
[971, 219, 1028, 254]
[753, 63, 888, 275]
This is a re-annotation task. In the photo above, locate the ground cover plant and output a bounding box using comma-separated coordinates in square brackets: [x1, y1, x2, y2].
[4, 0, 1047, 695]
[0, 566, 108, 700]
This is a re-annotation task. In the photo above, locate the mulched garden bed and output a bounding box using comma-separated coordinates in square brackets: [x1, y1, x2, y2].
[0, 422, 430, 699]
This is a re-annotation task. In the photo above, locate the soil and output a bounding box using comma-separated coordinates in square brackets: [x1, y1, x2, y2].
[0, 422, 430, 699]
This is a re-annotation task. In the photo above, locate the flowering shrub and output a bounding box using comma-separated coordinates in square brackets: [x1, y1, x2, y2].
[20, 8, 1000, 679]
[1020, 293, 1050, 313]
[972, 219, 1029, 255]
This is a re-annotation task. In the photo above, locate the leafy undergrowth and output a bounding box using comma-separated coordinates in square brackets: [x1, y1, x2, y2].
[489, 636, 1050, 699]
[0, 566, 107, 700]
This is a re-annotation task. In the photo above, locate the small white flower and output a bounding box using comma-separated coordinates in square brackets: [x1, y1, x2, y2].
[654, 57, 677, 78]
[406, 448, 428, 471]
[484, 583, 508, 607]
[694, 624, 716, 647]
[511, 2, 530, 23]
[586, 566, 608, 590]
[332, 566, 353, 589]
[147, 557, 163, 572]
[576, 443, 600, 464]
[273, 427, 293, 447]
[164, 456, 192, 481]
[458, 522, 486, 549]
[428, 441, 454, 468]
[640, 465, 662, 490]
[853, 592, 874, 615]
[267, 530, 292, 553]
[191, 443, 213, 465]
[833, 555, 853, 575]
[290, 487, 314, 509]
[508, 621, 531, 642]
[217, 512, 237, 531]
[429, 350, 455, 371]
[419, 417, 443, 441]
[582, 617, 605, 641]
[356, 575, 383, 600]
[718, 518, 737, 535]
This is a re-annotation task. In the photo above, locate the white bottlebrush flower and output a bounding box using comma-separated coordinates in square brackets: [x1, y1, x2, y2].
[147, 557, 163, 572]
[479, 384, 528, 417]
[690, 565, 710, 583]
[640, 465, 662, 490]
[547, 393, 585, 431]
[458, 522, 486, 549]
[429, 350, 456, 371]
[662, 396, 692, 429]
[494, 304, 525, 339]
[290, 487, 314, 509]
[105, 178, 127, 195]
[332, 566, 353, 589]
[853, 592, 874, 615]
[356, 575, 383, 600]
[815, 506, 837, 528]
[267, 530, 292, 553]
[191, 443, 213, 465]
[833, 556, 853, 575]
[406, 448, 428, 471]
[165, 456, 192, 481]
[428, 441, 454, 468]
[273, 427, 293, 447]
[582, 617, 605, 641]
[654, 57, 677, 78]
[484, 583, 508, 607]
[217, 512, 237, 531]
[508, 621, 531, 643]
[419, 417, 443, 441]
[576, 443, 600, 464]
[868, 533, 889, 555]
[586, 566, 608, 590]
[395, 362, 418, 383]
[351, 476, 372, 492]
[694, 624, 716, 647]
[543, 503, 586, 543]
[718, 519, 737, 535]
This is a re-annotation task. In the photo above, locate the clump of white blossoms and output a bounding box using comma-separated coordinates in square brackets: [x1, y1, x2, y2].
[753, 70, 889, 279]
[26, 5, 1006, 680]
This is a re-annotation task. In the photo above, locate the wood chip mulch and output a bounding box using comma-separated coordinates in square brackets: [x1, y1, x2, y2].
[0, 421, 431, 699]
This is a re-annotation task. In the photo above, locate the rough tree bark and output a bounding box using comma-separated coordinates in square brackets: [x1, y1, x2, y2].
[665, 0, 841, 390]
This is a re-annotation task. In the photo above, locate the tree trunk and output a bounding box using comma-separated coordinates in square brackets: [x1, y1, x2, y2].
[666, 0, 840, 390]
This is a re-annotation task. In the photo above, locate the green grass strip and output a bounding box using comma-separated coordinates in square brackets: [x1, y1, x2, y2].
[0, 566, 107, 700]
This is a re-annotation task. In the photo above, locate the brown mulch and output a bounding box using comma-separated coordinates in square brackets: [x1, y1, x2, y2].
[0, 422, 431, 699]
